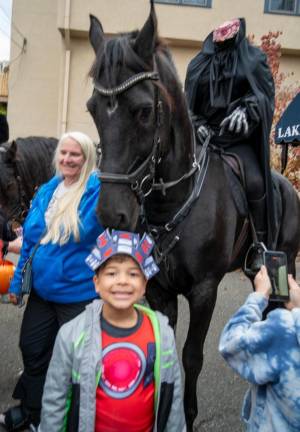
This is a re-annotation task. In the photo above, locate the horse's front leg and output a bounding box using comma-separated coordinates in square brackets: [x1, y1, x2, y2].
[146, 279, 178, 329]
[183, 277, 221, 431]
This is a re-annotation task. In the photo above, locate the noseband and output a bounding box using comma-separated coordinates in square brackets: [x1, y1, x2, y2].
[94, 71, 163, 202]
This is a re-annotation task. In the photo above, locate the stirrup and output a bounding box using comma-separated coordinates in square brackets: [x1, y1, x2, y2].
[0, 405, 30, 432]
[244, 241, 267, 278]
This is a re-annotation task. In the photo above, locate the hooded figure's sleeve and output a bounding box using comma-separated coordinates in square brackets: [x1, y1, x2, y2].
[184, 53, 211, 129]
[227, 50, 274, 138]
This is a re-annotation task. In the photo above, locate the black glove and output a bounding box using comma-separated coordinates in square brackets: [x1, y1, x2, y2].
[219, 106, 249, 136]
[196, 124, 212, 144]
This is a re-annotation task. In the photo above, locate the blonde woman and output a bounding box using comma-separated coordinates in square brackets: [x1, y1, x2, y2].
[1, 132, 103, 431]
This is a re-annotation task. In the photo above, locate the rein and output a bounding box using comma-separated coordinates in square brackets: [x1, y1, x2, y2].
[9, 160, 30, 224]
[15, 168, 30, 221]
[152, 122, 207, 196]
[150, 132, 210, 235]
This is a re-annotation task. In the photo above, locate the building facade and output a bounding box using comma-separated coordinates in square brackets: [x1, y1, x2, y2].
[0, 70, 8, 105]
[8, 0, 300, 141]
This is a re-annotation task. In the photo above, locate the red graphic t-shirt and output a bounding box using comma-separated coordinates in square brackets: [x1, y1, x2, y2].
[95, 311, 156, 432]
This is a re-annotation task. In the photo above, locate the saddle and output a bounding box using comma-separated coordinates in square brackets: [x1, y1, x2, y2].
[220, 151, 282, 261]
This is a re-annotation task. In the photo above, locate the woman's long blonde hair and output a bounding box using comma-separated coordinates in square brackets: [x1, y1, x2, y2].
[41, 131, 97, 245]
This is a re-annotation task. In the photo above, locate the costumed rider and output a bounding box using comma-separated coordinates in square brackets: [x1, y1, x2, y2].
[185, 18, 276, 271]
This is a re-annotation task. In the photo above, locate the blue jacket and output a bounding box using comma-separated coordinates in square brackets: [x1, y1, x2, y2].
[9, 172, 103, 303]
[219, 292, 300, 432]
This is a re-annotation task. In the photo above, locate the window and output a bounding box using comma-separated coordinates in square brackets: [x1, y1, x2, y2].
[154, 0, 212, 7]
[264, 0, 300, 15]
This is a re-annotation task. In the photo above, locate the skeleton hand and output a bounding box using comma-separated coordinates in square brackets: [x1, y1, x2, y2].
[196, 125, 212, 144]
[219, 106, 249, 136]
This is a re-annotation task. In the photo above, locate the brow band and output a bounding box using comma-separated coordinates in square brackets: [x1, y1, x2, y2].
[94, 71, 159, 97]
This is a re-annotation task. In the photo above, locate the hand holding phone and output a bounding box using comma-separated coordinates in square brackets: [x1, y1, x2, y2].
[285, 275, 300, 310]
[263, 251, 289, 302]
[254, 265, 272, 299]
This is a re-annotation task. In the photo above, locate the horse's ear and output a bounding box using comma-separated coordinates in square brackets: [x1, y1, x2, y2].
[89, 14, 104, 54]
[133, 1, 157, 63]
[5, 140, 17, 163]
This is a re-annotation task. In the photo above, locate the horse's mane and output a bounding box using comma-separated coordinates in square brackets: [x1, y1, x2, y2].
[90, 31, 147, 85]
[0, 137, 58, 215]
[15, 137, 58, 190]
[89, 30, 192, 152]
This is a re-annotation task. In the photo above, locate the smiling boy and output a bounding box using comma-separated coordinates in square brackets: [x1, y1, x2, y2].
[38, 229, 186, 432]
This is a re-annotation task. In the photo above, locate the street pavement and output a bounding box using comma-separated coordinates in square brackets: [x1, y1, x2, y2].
[0, 255, 299, 431]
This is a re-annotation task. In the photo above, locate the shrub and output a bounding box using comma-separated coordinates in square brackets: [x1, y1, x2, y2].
[250, 31, 299, 192]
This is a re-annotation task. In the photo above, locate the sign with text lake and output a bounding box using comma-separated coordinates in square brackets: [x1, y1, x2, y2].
[275, 92, 300, 146]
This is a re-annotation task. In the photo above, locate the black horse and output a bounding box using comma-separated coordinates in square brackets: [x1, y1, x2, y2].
[87, 5, 300, 430]
[0, 137, 58, 238]
[0, 114, 9, 144]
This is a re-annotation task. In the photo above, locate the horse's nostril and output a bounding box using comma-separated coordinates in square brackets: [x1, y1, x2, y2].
[97, 209, 131, 231]
[117, 212, 130, 231]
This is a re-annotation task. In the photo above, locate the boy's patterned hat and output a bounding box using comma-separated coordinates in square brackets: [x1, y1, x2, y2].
[86, 229, 160, 280]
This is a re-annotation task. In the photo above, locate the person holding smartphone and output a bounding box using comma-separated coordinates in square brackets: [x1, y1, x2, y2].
[219, 266, 300, 432]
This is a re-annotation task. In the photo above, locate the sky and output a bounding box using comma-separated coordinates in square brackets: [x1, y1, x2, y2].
[0, 0, 12, 61]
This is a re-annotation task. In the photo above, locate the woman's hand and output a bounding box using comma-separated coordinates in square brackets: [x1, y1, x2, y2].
[8, 293, 20, 305]
[254, 265, 272, 299]
[285, 275, 300, 310]
[7, 237, 23, 255]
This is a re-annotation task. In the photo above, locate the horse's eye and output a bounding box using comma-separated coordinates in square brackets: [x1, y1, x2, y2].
[136, 106, 153, 125]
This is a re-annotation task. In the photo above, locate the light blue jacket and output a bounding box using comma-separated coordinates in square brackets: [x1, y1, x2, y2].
[9, 172, 103, 303]
[219, 292, 300, 432]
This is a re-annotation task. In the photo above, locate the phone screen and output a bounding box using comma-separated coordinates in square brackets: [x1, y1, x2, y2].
[263, 251, 289, 301]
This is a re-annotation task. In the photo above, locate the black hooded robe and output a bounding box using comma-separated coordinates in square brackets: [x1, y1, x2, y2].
[185, 18, 276, 248]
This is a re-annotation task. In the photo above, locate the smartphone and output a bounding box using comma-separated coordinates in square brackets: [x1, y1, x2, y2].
[263, 251, 289, 302]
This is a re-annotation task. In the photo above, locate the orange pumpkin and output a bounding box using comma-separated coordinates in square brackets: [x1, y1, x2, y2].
[0, 259, 16, 294]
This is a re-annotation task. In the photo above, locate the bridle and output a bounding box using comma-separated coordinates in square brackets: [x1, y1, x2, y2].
[12, 163, 30, 223]
[93, 65, 211, 243]
[94, 71, 164, 203]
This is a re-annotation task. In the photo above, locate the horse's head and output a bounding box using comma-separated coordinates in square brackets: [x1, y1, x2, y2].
[87, 3, 191, 230]
[0, 141, 27, 224]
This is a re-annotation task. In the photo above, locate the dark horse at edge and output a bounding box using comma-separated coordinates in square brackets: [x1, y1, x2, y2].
[87, 5, 300, 430]
[0, 137, 58, 239]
